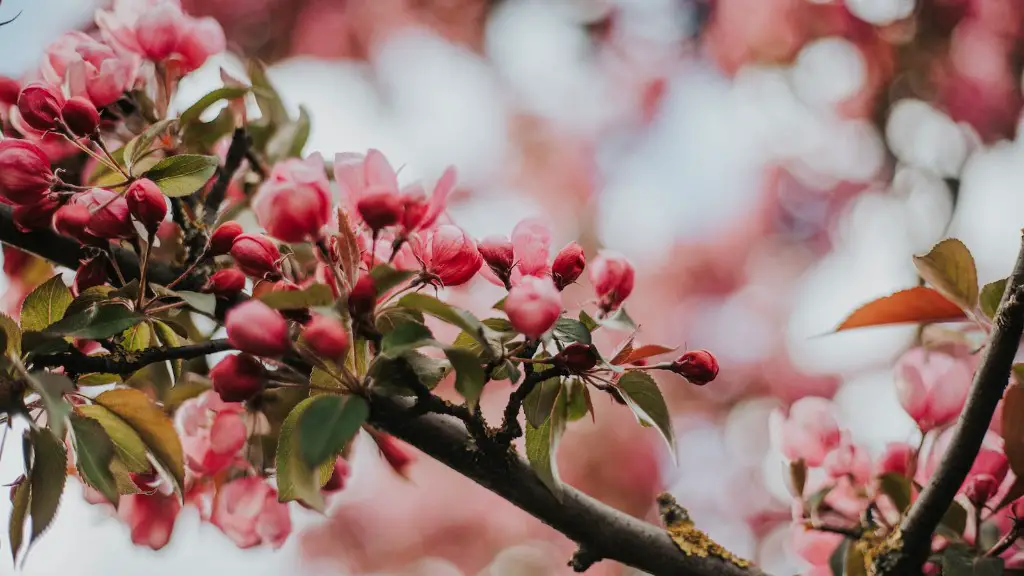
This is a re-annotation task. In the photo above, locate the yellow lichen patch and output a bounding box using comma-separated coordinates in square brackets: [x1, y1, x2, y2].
[860, 528, 902, 576]
[657, 493, 752, 568]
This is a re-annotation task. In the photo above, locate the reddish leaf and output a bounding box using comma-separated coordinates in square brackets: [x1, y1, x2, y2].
[834, 287, 967, 332]
[609, 334, 637, 365]
[622, 344, 677, 365]
[1003, 380, 1024, 478]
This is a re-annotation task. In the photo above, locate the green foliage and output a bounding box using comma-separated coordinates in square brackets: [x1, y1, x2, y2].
[260, 283, 335, 310]
[912, 238, 979, 313]
[70, 413, 119, 507]
[9, 480, 28, 563]
[399, 293, 492, 351]
[616, 372, 675, 455]
[296, 395, 368, 469]
[19, 275, 72, 333]
[878, 473, 912, 513]
[941, 544, 1003, 575]
[552, 318, 592, 345]
[276, 397, 325, 511]
[525, 389, 568, 500]
[0, 312, 22, 357]
[380, 320, 434, 358]
[125, 118, 178, 174]
[45, 304, 143, 340]
[523, 376, 561, 428]
[179, 87, 249, 126]
[142, 154, 219, 197]
[27, 372, 73, 439]
[369, 265, 415, 295]
[28, 428, 66, 546]
[981, 278, 1009, 320]
[78, 405, 151, 474]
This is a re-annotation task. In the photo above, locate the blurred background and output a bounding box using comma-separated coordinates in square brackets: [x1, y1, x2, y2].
[1, 0, 1023, 574]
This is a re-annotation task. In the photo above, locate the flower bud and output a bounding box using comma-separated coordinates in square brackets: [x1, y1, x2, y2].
[964, 475, 1000, 507]
[78, 188, 133, 239]
[73, 257, 108, 294]
[505, 276, 561, 340]
[251, 279, 299, 300]
[0, 76, 20, 106]
[302, 315, 350, 361]
[18, 84, 65, 132]
[348, 274, 377, 317]
[875, 442, 915, 477]
[253, 155, 332, 243]
[356, 189, 403, 231]
[209, 221, 243, 255]
[551, 241, 585, 290]
[555, 342, 599, 372]
[374, 433, 414, 478]
[61, 97, 100, 137]
[12, 197, 59, 232]
[225, 300, 290, 357]
[671, 349, 719, 386]
[421, 225, 482, 286]
[478, 235, 515, 284]
[210, 354, 266, 403]
[230, 233, 281, 279]
[204, 268, 246, 298]
[321, 458, 351, 493]
[53, 203, 97, 244]
[769, 398, 842, 467]
[0, 139, 55, 205]
[590, 251, 634, 311]
[126, 178, 168, 233]
[895, 345, 973, 432]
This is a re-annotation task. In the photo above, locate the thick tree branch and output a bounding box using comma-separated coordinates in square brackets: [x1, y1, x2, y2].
[876, 232, 1024, 575]
[31, 339, 233, 375]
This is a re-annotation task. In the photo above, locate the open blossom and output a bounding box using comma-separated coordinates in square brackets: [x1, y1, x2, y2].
[769, 397, 842, 467]
[41, 31, 139, 108]
[505, 276, 562, 339]
[511, 218, 552, 278]
[413, 224, 483, 286]
[895, 345, 974, 431]
[118, 489, 182, 550]
[253, 154, 332, 243]
[96, 0, 226, 72]
[875, 442, 915, 477]
[210, 477, 292, 549]
[175, 390, 247, 475]
[226, 300, 290, 357]
[0, 139, 54, 205]
[590, 251, 635, 311]
[397, 166, 456, 233]
[822, 440, 872, 483]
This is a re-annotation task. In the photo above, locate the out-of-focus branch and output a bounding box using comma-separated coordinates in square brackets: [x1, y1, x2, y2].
[31, 339, 233, 375]
[876, 232, 1024, 575]
[203, 128, 250, 226]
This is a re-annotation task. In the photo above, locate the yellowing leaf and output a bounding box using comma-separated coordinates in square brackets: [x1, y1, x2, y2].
[912, 238, 979, 312]
[95, 389, 184, 495]
[69, 413, 118, 507]
[19, 275, 72, 333]
[835, 287, 966, 332]
[980, 278, 1008, 320]
[9, 480, 29, 563]
[78, 405, 150, 474]
[276, 397, 325, 511]
[1003, 381, 1024, 478]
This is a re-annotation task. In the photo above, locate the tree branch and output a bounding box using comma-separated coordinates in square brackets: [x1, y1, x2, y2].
[31, 339, 233, 375]
[876, 232, 1024, 575]
[203, 128, 249, 227]
[495, 365, 565, 446]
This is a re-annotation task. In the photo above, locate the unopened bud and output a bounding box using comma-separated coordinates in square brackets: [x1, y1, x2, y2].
[61, 97, 100, 137]
[348, 274, 377, 317]
[555, 342, 599, 372]
[210, 353, 266, 403]
[204, 268, 246, 298]
[551, 241, 585, 291]
[17, 84, 65, 132]
[230, 233, 281, 279]
[302, 315, 350, 362]
[209, 221, 243, 255]
[671, 349, 719, 386]
[126, 178, 168, 233]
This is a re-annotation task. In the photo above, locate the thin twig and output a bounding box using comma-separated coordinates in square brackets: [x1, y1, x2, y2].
[203, 128, 249, 227]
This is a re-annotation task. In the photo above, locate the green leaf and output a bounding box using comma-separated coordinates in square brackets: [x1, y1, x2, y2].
[150, 285, 217, 316]
[829, 539, 849, 576]
[523, 376, 561, 428]
[77, 373, 122, 387]
[69, 413, 119, 507]
[259, 283, 335, 310]
[451, 318, 515, 358]
[276, 397, 325, 511]
[913, 238, 979, 313]
[27, 373, 73, 439]
[552, 318, 592, 345]
[380, 321, 434, 358]
[248, 60, 289, 127]
[9, 479, 29, 563]
[445, 347, 487, 408]
[142, 154, 218, 197]
[19, 275, 73, 333]
[78, 405, 150, 473]
[151, 320, 183, 383]
[578, 310, 599, 332]
[179, 87, 249, 126]
[878, 473, 912, 513]
[64, 286, 114, 318]
[942, 544, 1003, 575]
[601, 307, 636, 331]
[125, 119, 178, 174]
[0, 312, 22, 357]
[617, 372, 675, 455]
[375, 307, 425, 334]
[941, 500, 969, 537]
[87, 146, 125, 186]
[297, 395, 369, 468]
[844, 541, 867, 576]
[525, 390, 567, 501]
[94, 389, 184, 496]
[981, 278, 1008, 320]
[266, 105, 311, 161]
[28, 427, 66, 545]
[368, 265, 415, 295]
[370, 351, 451, 394]
[565, 379, 590, 421]
[45, 304, 143, 340]
[120, 321, 151, 352]
[399, 293, 491, 351]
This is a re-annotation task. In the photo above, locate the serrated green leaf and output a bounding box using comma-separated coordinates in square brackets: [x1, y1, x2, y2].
[78, 405, 150, 474]
[913, 238, 979, 313]
[297, 395, 368, 468]
[380, 321, 434, 358]
[445, 347, 487, 409]
[9, 479, 29, 563]
[369, 351, 451, 395]
[259, 283, 335, 310]
[276, 397, 325, 511]
[941, 544, 1003, 575]
[142, 154, 218, 197]
[617, 372, 675, 455]
[552, 318, 592, 345]
[27, 373, 73, 439]
[44, 304, 143, 340]
[19, 275, 73, 333]
[149, 285, 217, 316]
[878, 473, 912, 513]
[87, 146, 126, 186]
[248, 60, 289, 127]
[64, 286, 115, 318]
[523, 377, 561, 428]
[125, 119, 178, 174]
[180, 87, 249, 126]
[981, 278, 1009, 320]
[70, 413, 119, 507]
[399, 293, 491, 351]
[375, 307, 425, 334]
[120, 321, 151, 352]
[0, 312, 22, 357]
[28, 427, 66, 546]
[94, 389, 184, 496]
[162, 378, 211, 411]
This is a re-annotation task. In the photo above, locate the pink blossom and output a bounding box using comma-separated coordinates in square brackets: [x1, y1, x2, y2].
[895, 345, 974, 432]
[769, 397, 842, 467]
[118, 489, 182, 550]
[397, 166, 456, 234]
[41, 32, 139, 108]
[590, 250, 635, 312]
[210, 477, 292, 549]
[0, 139, 54, 205]
[511, 218, 551, 278]
[175, 391, 247, 475]
[96, 0, 225, 72]
[71, 188, 134, 240]
[225, 300, 291, 357]
[790, 524, 842, 567]
[253, 153, 332, 243]
[822, 440, 872, 483]
[413, 224, 483, 286]
[334, 149, 400, 217]
[875, 442, 915, 477]
[505, 276, 562, 339]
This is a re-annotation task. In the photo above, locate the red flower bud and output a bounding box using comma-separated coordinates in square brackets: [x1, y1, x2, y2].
[17, 84, 65, 132]
[0, 76, 20, 106]
[556, 342, 599, 372]
[964, 475, 1000, 507]
[225, 300, 291, 357]
[77, 188, 133, 239]
[671, 349, 719, 385]
[209, 221, 243, 255]
[321, 458, 351, 493]
[12, 197, 59, 232]
[356, 189, 403, 231]
[400, 192, 430, 232]
[126, 178, 168, 233]
[590, 251, 634, 311]
[210, 353, 266, 403]
[505, 276, 561, 339]
[478, 235, 515, 281]
[204, 268, 246, 298]
[419, 225, 482, 286]
[374, 433, 414, 478]
[551, 241, 585, 291]
[61, 97, 100, 137]
[348, 274, 377, 316]
[253, 155, 332, 243]
[0, 139, 55, 205]
[53, 203, 97, 244]
[302, 315, 350, 361]
[73, 257, 109, 294]
[252, 279, 299, 299]
[230, 233, 281, 279]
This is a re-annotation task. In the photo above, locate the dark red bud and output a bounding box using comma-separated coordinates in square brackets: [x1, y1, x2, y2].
[230, 233, 281, 279]
[551, 241, 585, 291]
[210, 353, 266, 403]
[321, 458, 351, 493]
[356, 189, 403, 231]
[61, 97, 100, 137]
[209, 221, 243, 255]
[126, 178, 168, 233]
[17, 84, 65, 132]
[204, 268, 246, 298]
[671, 349, 719, 386]
[556, 342, 599, 372]
[302, 315, 350, 361]
[0, 76, 20, 106]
